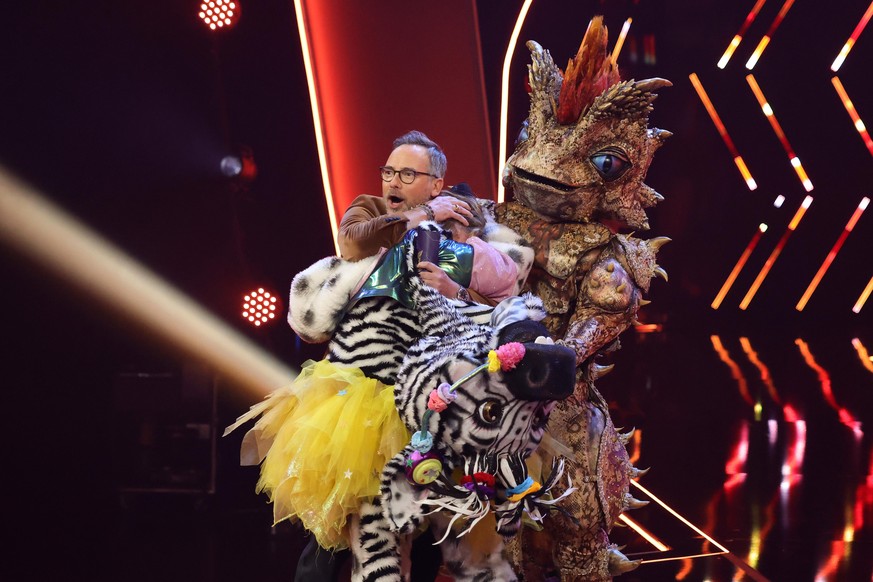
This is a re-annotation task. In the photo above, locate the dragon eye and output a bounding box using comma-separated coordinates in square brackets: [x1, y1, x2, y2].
[478, 400, 503, 425]
[515, 119, 529, 146]
[590, 148, 631, 181]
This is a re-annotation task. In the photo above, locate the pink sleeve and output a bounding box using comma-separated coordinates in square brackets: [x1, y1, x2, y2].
[467, 237, 519, 304]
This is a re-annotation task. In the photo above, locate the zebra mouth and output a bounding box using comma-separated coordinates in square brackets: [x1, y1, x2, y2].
[513, 167, 576, 193]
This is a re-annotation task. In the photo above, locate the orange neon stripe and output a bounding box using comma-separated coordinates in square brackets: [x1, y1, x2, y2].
[293, 0, 340, 254]
[619, 513, 670, 551]
[832, 77, 873, 157]
[854, 275, 873, 313]
[797, 198, 869, 311]
[718, 0, 768, 68]
[611, 18, 633, 62]
[796, 339, 858, 428]
[832, 2, 873, 71]
[740, 337, 782, 405]
[712, 224, 767, 309]
[740, 196, 812, 309]
[746, 74, 813, 191]
[746, 0, 796, 70]
[851, 338, 873, 373]
[631, 480, 731, 554]
[497, 0, 535, 204]
[689, 73, 757, 190]
[711, 336, 754, 406]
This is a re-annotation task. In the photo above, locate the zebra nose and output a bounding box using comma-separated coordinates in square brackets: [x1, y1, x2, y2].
[503, 343, 576, 401]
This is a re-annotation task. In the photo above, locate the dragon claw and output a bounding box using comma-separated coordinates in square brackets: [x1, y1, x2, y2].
[608, 547, 643, 575]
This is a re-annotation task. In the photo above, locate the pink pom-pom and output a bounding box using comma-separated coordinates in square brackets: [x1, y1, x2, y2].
[495, 342, 526, 371]
[428, 389, 448, 412]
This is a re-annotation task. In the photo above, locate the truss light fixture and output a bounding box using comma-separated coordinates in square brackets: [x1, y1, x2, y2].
[199, 1, 240, 31]
[243, 287, 278, 327]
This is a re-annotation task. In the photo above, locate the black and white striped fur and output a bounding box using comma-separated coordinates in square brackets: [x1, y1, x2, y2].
[286, 224, 551, 581]
[347, 239, 559, 582]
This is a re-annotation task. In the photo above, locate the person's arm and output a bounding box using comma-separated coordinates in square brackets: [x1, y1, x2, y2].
[466, 237, 519, 304]
[338, 195, 409, 261]
[416, 259, 503, 307]
[339, 195, 474, 261]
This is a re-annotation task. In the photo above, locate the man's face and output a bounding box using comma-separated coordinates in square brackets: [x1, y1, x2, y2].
[381, 144, 444, 213]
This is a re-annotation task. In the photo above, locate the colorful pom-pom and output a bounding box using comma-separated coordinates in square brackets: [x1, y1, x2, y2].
[495, 342, 526, 371]
[437, 382, 457, 403]
[427, 389, 448, 412]
[411, 430, 434, 453]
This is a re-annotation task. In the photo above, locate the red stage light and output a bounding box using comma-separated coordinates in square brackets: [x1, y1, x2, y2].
[199, 0, 240, 31]
[242, 287, 279, 327]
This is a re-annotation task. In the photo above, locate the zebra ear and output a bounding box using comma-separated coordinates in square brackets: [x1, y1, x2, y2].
[380, 448, 430, 535]
[489, 293, 547, 333]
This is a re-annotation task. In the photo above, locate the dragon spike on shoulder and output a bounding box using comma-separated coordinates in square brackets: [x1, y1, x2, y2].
[556, 16, 620, 125]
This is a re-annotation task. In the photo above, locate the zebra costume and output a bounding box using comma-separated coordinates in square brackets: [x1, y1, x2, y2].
[227, 223, 576, 581]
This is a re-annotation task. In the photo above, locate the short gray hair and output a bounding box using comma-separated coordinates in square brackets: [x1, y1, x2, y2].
[392, 130, 447, 178]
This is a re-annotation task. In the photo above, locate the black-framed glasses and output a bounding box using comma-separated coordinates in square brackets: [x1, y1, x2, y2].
[379, 166, 437, 184]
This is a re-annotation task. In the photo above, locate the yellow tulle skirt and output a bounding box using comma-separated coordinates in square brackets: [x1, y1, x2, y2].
[228, 359, 410, 550]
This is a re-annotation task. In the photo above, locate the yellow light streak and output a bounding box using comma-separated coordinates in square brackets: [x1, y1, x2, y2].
[734, 156, 758, 190]
[740, 196, 812, 309]
[612, 18, 633, 62]
[718, 0, 769, 69]
[711, 335, 754, 406]
[851, 338, 873, 373]
[854, 276, 873, 313]
[630, 480, 731, 554]
[293, 0, 340, 255]
[746, 74, 813, 191]
[0, 166, 295, 398]
[745, 35, 770, 69]
[718, 35, 742, 69]
[497, 0, 535, 204]
[740, 337, 782, 406]
[619, 513, 669, 551]
[712, 223, 767, 309]
[797, 197, 869, 311]
[689, 73, 757, 190]
[832, 76, 873, 157]
[831, 2, 873, 71]
[746, 0, 796, 70]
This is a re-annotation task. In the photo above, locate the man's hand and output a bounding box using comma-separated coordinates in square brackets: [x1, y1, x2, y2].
[417, 261, 461, 298]
[425, 196, 472, 226]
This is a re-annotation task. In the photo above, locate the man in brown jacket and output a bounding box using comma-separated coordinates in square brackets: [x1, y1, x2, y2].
[338, 130, 473, 261]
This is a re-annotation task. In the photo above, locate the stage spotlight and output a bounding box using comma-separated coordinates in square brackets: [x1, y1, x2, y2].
[199, 0, 240, 31]
[242, 287, 278, 327]
[221, 146, 257, 182]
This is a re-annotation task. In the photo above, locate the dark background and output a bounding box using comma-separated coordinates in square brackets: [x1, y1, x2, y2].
[2, 1, 871, 579]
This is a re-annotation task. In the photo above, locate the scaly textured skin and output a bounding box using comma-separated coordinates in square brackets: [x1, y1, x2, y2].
[495, 16, 670, 580]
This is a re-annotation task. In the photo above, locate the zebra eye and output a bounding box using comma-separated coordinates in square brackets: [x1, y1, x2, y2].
[590, 147, 631, 181]
[478, 400, 503, 425]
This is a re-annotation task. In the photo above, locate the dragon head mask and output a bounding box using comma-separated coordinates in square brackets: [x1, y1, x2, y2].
[504, 16, 672, 230]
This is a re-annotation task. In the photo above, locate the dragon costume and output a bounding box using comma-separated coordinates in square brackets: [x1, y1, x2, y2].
[495, 17, 672, 580]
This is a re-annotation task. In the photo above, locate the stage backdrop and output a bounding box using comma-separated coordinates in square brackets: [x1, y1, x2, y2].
[297, 0, 497, 235]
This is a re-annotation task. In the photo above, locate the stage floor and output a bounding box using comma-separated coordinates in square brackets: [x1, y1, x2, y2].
[29, 322, 873, 582]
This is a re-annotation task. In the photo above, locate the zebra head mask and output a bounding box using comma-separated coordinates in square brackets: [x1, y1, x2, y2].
[381, 263, 578, 541]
